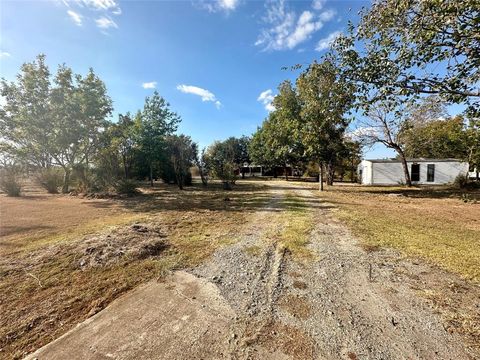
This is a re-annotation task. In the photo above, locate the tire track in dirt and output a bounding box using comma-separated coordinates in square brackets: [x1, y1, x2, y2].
[276, 186, 479, 360]
[190, 181, 479, 359]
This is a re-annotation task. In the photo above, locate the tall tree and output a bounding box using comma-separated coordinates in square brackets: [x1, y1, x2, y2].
[77, 68, 113, 171]
[110, 113, 138, 179]
[138, 91, 181, 186]
[297, 60, 355, 190]
[0, 54, 52, 168]
[1, 55, 112, 193]
[165, 134, 196, 190]
[268, 81, 304, 180]
[203, 140, 237, 190]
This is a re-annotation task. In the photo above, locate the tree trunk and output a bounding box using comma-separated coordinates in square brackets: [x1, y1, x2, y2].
[199, 170, 208, 186]
[149, 163, 154, 187]
[273, 167, 277, 178]
[62, 168, 71, 194]
[327, 160, 334, 186]
[123, 155, 128, 179]
[241, 168, 245, 179]
[351, 157, 355, 183]
[284, 165, 288, 181]
[319, 162, 324, 191]
[398, 150, 412, 187]
[177, 176, 183, 190]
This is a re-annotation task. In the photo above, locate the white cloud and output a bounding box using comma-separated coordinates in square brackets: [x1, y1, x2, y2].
[0, 51, 11, 58]
[142, 82, 157, 89]
[312, 0, 325, 10]
[79, 0, 120, 12]
[318, 9, 336, 22]
[255, 0, 337, 51]
[257, 89, 275, 112]
[95, 16, 118, 29]
[67, 10, 83, 26]
[176, 84, 222, 109]
[61, 0, 121, 31]
[347, 126, 378, 141]
[218, 0, 239, 11]
[198, 0, 240, 13]
[315, 30, 342, 51]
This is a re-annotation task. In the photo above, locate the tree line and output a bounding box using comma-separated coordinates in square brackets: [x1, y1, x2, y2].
[1, 0, 479, 195]
[251, 0, 479, 187]
[0, 54, 200, 195]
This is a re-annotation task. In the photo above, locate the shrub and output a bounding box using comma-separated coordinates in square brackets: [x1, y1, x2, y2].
[453, 174, 469, 189]
[0, 167, 22, 197]
[36, 168, 63, 194]
[114, 179, 139, 195]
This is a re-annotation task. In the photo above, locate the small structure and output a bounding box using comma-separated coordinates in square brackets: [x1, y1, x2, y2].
[358, 158, 469, 185]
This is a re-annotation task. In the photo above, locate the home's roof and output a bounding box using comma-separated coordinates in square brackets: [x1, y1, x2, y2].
[364, 158, 462, 163]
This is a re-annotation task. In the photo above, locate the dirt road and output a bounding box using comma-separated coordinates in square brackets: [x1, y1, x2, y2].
[26, 183, 480, 359]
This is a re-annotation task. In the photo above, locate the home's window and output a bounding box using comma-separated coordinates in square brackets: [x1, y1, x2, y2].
[427, 164, 435, 182]
[411, 163, 420, 182]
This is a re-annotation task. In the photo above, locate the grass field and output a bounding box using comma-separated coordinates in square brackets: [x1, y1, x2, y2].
[320, 184, 480, 282]
[2, 180, 479, 358]
[0, 180, 273, 359]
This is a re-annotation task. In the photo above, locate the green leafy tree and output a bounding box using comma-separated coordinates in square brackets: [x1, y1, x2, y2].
[0, 55, 112, 193]
[334, 0, 479, 117]
[204, 140, 237, 190]
[248, 125, 276, 174]
[297, 60, 355, 189]
[109, 113, 139, 179]
[138, 91, 181, 186]
[402, 116, 467, 159]
[249, 81, 304, 179]
[0, 54, 52, 168]
[194, 147, 209, 186]
[165, 134, 196, 190]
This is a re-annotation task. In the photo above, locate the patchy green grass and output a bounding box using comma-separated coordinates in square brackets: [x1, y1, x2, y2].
[321, 185, 480, 282]
[265, 192, 315, 260]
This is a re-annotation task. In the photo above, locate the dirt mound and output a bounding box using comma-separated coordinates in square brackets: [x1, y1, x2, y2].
[77, 223, 169, 268]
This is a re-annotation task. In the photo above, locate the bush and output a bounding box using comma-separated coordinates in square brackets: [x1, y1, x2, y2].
[0, 168, 23, 197]
[36, 168, 63, 194]
[453, 174, 469, 189]
[114, 179, 139, 195]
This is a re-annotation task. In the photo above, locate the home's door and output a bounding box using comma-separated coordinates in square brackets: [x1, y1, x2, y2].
[411, 163, 420, 182]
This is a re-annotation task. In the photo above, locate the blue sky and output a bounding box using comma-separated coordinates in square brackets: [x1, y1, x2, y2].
[0, 0, 396, 158]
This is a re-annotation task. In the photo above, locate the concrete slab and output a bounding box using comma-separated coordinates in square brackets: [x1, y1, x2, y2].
[25, 271, 235, 360]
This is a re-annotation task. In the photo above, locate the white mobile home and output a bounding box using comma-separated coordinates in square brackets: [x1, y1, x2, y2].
[358, 159, 469, 185]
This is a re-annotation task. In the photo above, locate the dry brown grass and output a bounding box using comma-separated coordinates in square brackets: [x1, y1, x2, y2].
[320, 184, 480, 282]
[0, 180, 272, 359]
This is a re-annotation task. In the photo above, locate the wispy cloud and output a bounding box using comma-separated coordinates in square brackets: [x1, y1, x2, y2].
[0, 51, 11, 58]
[67, 10, 83, 26]
[315, 30, 342, 51]
[198, 0, 240, 13]
[255, 0, 337, 51]
[257, 89, 275, 112]
[78, 0, 121, 13]
[62, 0, 121, 30]
[142, 82, 157, 89]
[95, 16, 118, 29]
[177, 84, 222, 109]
